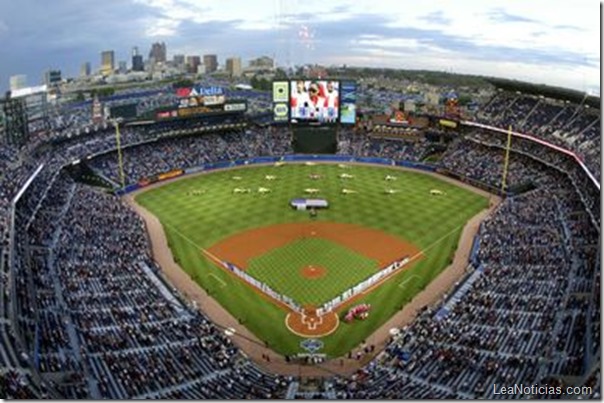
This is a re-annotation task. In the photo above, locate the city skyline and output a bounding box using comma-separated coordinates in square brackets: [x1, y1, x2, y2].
[0, 0, 599, 94]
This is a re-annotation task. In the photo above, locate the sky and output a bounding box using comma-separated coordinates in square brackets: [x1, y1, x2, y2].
[0, 0, 600, 94]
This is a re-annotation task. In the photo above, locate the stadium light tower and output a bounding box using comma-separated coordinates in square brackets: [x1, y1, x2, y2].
[110, 117, 126, 189]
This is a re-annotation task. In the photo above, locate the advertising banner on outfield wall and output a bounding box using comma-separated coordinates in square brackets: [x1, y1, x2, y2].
[119, 155, 437, 196]
[157, 169, 184, 181]
[224, 102, 247, 112]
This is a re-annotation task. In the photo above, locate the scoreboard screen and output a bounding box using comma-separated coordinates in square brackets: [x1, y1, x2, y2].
[272, 79, 356, 125]
[339, 81, 357, 125]
[290, 80, 339, 124]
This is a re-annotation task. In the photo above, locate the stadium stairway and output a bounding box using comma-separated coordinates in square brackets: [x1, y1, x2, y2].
[132, 369, 231, 399]
[434, 266, 483, 321]
[285, 380, 299, 399]
[139, 262, 187, 314]
[45, 182, 100, 398]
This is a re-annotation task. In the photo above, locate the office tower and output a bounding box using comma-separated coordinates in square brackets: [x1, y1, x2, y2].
[149, 42, 167, 63]
[44, 70, 62, 86]
[226, 57, 242, 77]
[101, 50, 115, 75]
[173, 54, 185, 66]
[132, 52, 144, 72]
[118, 61, 127, 74]
[80, 62, 91, 77]
[186, 56, 201, 74]
[203, 54, 218, 74]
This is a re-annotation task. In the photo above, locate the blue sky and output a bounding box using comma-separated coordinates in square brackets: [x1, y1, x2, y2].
[0, 0, 599, 94]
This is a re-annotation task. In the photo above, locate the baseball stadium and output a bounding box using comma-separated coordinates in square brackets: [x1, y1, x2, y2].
[0, 1, 600, 400]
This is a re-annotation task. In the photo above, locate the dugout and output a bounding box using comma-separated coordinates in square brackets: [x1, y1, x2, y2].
[292, 126, 337, 154]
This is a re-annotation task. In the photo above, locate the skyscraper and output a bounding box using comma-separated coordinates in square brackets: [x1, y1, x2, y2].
[203, 55, 218, 74]
[132, 55, 144, 72]
[101, 50, 115, 75]
[149, 42, 167, 63]
[173, 54, 185, 66]
[186, 56, 201, 74]
[226, 57, 242, 77]
[44, 70, 62, 86]
[80, 62, 91, 77]
[118, 61, 127, 74]
[132, 47, 144, 72]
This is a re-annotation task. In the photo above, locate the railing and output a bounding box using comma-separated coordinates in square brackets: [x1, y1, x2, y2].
[462, 121, 600, 190]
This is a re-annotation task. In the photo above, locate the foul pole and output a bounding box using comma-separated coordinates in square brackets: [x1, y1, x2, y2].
[500, 125, 512, 195]
[114, 120, 126, 189]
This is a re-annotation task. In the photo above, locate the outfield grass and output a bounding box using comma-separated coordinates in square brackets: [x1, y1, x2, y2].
[135, 163, 488, 357]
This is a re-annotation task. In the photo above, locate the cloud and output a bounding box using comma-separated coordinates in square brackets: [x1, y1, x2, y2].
[0, 0, 598, 93]
[419, 11, 451, 25]
[487, 8, 540, 24]
[553, 24, 585, 31]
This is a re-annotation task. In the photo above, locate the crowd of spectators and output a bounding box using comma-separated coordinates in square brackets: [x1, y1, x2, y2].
[0, 95, 599, 398]
[475, 91, 600, 182]
[6, 170, 289, 398]
[337, 128, 432, 161]
[88, 126, 292, 185]
[458, 129, 600, 227]
[328, 141, 599, 399]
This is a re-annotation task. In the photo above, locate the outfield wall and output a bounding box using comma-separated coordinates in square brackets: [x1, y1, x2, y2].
[115, 154, 437, 196]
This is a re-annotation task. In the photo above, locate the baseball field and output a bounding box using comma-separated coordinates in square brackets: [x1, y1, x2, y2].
[134, 163, 489, 358]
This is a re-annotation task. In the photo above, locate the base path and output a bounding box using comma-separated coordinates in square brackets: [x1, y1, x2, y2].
[126, 163, 502, 378]
[208, 221, 420, 269]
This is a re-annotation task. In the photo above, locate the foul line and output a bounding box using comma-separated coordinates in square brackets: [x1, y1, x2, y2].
[359, 224, 464, 296]
[209, 273, 227, 287]
[411, 224, 464, 261]
[399, 275, 420, 289]
[162, 221, 223, 266]
[162, 220, 298, 313]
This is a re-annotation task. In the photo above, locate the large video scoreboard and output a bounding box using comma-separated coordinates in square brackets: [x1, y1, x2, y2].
[272, 79, 357, 125]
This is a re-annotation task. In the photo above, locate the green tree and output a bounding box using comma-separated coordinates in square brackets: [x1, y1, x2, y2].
[173, 78, 194, 88]
[274, 68, 287, 80]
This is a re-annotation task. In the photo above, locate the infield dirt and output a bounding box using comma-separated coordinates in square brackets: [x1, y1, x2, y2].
[126, 164, 501, 377]
[207, 221, 421, 269]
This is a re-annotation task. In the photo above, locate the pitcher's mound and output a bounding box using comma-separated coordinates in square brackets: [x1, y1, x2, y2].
[285, 306, 339, 338]
[301, 265, 327, 279]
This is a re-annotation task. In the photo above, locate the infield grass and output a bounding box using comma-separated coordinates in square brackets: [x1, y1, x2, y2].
[135, 163, 489, 357]
[248, 238, 378, 306]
